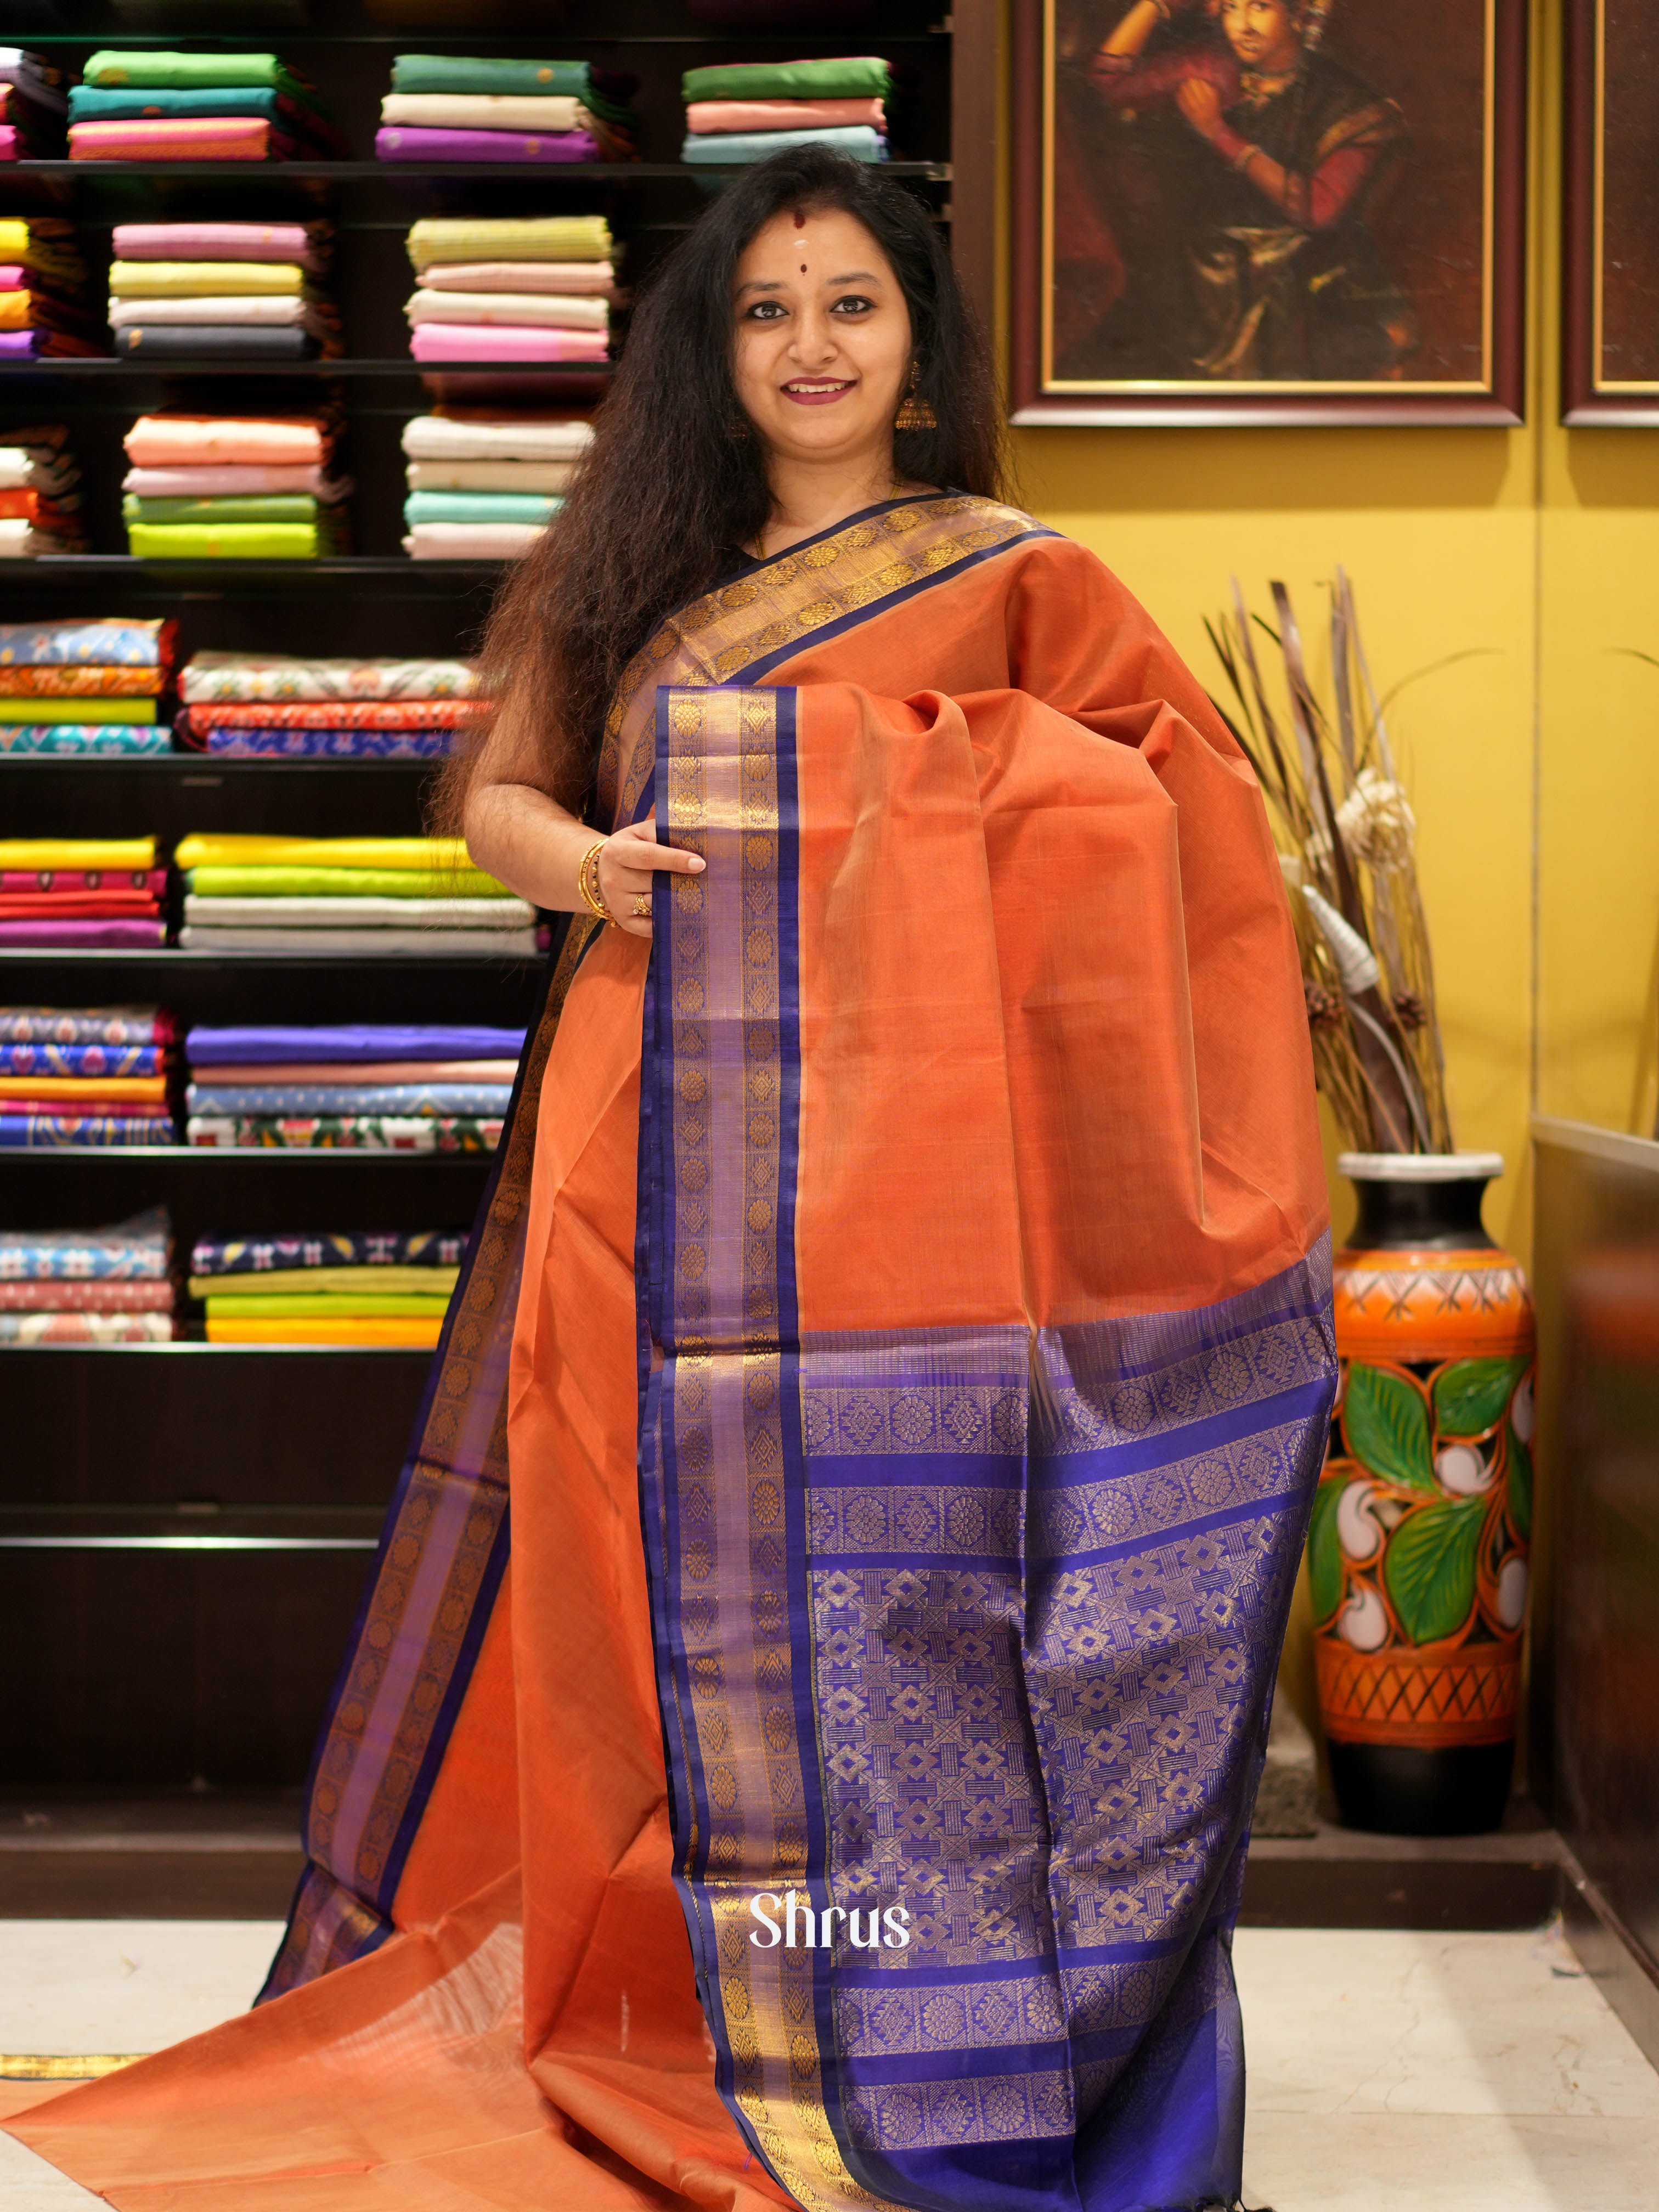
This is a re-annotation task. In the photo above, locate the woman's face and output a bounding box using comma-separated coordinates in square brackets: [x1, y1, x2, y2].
[731, 207, 913, 470]
[1218, 0, 1305, 71]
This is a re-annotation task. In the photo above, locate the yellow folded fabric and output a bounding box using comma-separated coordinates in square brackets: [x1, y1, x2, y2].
[108, 261, 306, 299]
[204, 1293, 452, 1319]
[206, 1318, 444, 1347]
[0, 221, 32, 257]
[407, 216, 612, 272]
[0, 1075, 167, 1101]
[190, 1265, 459, 1300]
[173, 834, 470, 872]
[0, 838, 156, 869]
[0, 296, 28, 332]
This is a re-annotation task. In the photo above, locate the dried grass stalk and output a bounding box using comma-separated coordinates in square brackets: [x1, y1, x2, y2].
[1207, 573, 1454, 1155]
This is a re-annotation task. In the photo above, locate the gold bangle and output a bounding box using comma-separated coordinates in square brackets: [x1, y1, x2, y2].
[577, 838, 613, 926]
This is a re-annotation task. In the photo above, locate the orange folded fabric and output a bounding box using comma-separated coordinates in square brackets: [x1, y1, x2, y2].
[123, 413, 328, 467]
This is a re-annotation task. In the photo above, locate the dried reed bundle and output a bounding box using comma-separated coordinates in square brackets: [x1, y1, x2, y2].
[1206, 573, 1453, 1154]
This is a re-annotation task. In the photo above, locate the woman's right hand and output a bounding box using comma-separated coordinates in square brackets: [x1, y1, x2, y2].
[596, 817, 706, 940]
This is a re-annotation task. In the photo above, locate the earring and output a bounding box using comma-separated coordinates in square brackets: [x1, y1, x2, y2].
[894, 365, 937, 431]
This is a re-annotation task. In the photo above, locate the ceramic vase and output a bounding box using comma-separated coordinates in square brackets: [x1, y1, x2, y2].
[1311, 1152, 1535, 1835]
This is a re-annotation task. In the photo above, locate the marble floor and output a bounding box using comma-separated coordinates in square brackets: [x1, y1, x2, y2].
[1, 1919, 1655, 2207]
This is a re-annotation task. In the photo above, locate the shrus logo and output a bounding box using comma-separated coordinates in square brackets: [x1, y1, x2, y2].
[749, 1892, 911, 1950]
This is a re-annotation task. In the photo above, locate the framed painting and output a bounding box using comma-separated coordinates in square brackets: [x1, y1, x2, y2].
[1564, 0, 1659, 422]
[1012, 0, 1528, 426]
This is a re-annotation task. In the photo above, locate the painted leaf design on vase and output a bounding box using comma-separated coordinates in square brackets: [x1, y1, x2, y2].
[1506, 1421, 1532, 1542]
[1431, 1355, 1528, 1437]
[1343, 1363, 1436, 1492]
[1307, 1472, 1348, 1622]
[1383, 1494, 1486, 1645]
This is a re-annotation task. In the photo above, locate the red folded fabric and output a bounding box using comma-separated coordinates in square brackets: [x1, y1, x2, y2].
[177, 699, 472, 732]
[0, 893, 162, 918]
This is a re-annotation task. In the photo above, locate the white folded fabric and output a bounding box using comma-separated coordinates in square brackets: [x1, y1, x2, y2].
[178, 926, 540, 956]
[184, 895, 534, 927]
[417, 260, 615, 296]
[123, 465, 350, 500]
[403, 522, 548, 560]
[403, 289, 608, 329]
[0, 518, 61, 555]
[404, 458, 577, 494]
[108, 296, 326, 329]
[401, 415, 595, 463]
[380, 93, 590, 133]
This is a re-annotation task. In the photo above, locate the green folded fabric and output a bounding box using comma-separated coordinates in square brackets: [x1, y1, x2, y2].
[0, 698, 155, 725]
[191, 1265, 460, 1299]
[403, 490, 559, 527]
[185, 865, 510, 899]
[681, 56, 890, 101]
[127, 522, 321, 560]
[83, 50, 311, 96]
[204, 1292, 454, 1320]
[125, 494, 318, 524]
[70, 84, 331, 126]
[391, 54, 590, 98]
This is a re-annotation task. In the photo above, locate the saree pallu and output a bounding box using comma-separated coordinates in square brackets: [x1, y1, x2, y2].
[8, 496, 1334, 2212]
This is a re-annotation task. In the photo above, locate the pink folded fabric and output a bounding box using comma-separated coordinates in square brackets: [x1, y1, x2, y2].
[113, 222, 321, 265]
[123, 463, 335, 496]
[0, 267, 22, 290]
[0, 919, 166, 946]
[685, 96, 885, 133]
[0, 1278, 176, 1313]
[409, 324, 608, 363]
[376, 126, 599, 164]
[70, 117, 281, 162]
[123, 415, 328, 467]
[193, 1059, 517, 1086]
[0, 127, 17, 163]
[419, 260, 615, 296]
[404, 522, 543, 558]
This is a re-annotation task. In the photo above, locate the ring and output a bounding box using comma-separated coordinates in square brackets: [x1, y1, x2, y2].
[631, 893, 653, 919]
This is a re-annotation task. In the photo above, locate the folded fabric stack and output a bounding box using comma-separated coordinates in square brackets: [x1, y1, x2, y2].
[0, 1206, 176, 1345]
[0, 838, 166, 949]
[174, 834, 536, 958]
[185, 1022, 524, 1155]
[0, 617, 172, 755]
[108, 220, 339, 364]
[682, 55, 891, 165]
[69, 49, 346, 162]
[404, 215, 612, 371]
[0, 219, 101, 358]
[402, 411, 593, 558]
[379, 53, 637, 165]
[177, 651, 478, 758]
[0, 1006, 179, 1150]
[0, 426, 89, 559]
[0, 48, 68, 160]
[122, 413, 348, 558]
[191, 1224, 470, 1347]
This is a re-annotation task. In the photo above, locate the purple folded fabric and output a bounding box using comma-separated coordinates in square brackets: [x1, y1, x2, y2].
[375, 126, 599, 164]
[0, 331, 40, 356]
[188, 1023, 526, 1064]
[0, 918, 166, 946]
[410, 323, 609, 363]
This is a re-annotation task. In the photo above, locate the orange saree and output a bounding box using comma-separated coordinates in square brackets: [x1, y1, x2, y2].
[7, 494, 1335, 2212]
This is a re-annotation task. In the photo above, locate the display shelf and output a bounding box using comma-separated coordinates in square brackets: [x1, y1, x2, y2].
[0, 358, 616, 377]
[0, 0, 983, 1792]
[4, 161, 950, 182]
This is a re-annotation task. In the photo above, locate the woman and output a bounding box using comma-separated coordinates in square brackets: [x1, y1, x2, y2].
[9, 149, 1335, 2212]
[1068, 0, 1413, 380]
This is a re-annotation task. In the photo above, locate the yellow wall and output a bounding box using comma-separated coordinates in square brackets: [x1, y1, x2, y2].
[998, 0, 1659, 1269]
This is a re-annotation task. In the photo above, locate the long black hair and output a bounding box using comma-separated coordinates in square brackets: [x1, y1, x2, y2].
[436, 145, 1010, 821]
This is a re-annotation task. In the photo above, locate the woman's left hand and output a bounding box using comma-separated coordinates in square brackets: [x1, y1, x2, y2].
[1176, 76, 1224, 136]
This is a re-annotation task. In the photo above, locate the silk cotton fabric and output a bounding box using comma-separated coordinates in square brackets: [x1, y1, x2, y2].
[6, 495, 1335, 2212]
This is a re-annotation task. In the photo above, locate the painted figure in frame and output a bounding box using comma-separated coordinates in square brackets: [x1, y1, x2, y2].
[1064, 0, 1414, 381]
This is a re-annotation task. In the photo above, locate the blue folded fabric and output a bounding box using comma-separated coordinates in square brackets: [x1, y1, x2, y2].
[681, 125, 885, 164]
[185, 1082, 517, 1116]
[68, 84, 316, 125]
[0, 1114, 170, 1147]
[403, 490, 562, 527]
[186, 1024, 526, 1065]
